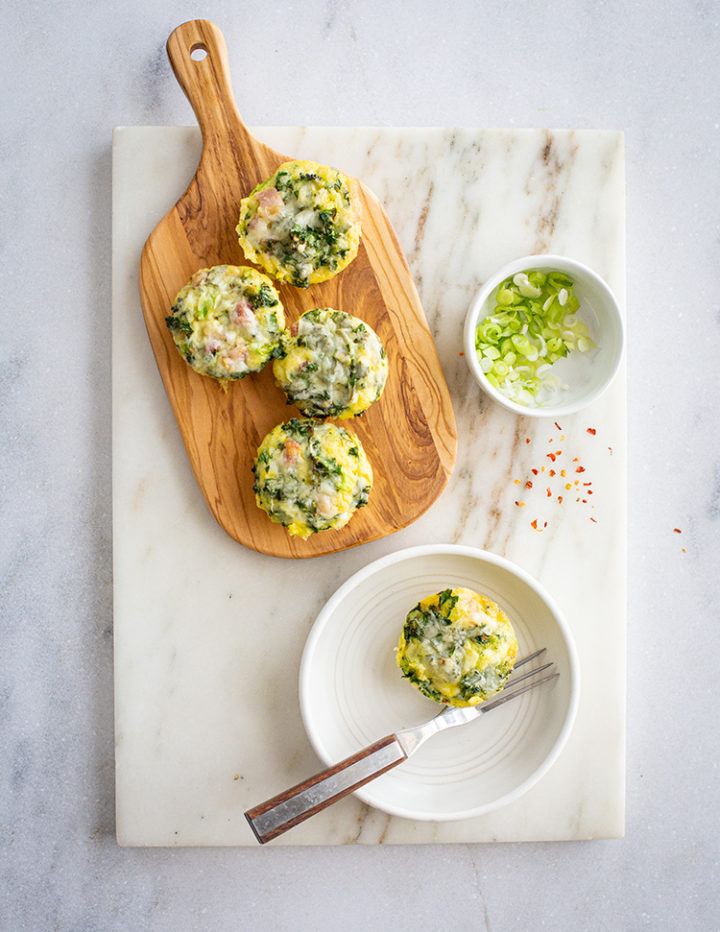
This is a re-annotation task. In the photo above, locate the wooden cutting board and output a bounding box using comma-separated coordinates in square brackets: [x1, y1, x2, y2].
[138, 20, 457, 559]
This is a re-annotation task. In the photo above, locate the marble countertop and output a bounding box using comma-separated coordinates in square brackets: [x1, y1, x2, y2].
[113, 125, 626, 848]
[3, 1, 719, 929]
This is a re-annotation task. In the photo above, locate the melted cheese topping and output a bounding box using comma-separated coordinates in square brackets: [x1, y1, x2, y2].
[253, 419, 372, 539]
[396, 587, 518, 707]
[273, 308, 388, 419]
[236, 160, 362, 289]
[165, 265, 285, 382]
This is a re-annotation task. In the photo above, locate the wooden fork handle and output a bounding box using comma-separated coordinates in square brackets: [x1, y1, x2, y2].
[166, 20, 246, 148]
[244, 735, 407, 844]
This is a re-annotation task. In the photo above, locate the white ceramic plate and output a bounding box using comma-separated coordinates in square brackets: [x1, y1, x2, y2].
[299, 545, 580, 822]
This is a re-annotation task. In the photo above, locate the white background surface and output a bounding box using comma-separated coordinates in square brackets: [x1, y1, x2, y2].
[2, 1, 718, 929]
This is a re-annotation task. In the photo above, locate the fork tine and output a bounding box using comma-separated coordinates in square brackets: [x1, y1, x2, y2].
[481, 670, 559, 713]
[513, 647, 547, 668]
[506, 660, 555, 688]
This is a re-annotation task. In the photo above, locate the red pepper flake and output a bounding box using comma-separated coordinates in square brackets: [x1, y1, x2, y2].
[576, 466, 586, 473]
[525, 437, 531, 444]
[572, 457, 579, 462]
[587, 428, 596, 435]
[459, 351, 465, 356]
[514, 500, 526, 507]
[546, 488, 552, 497]
[555, 450, 562, 456]
[682, 548, 687, 553]
[547, 453, 556, 462]
[513, 478, 521, 485]
[608, 447, 613, 455]
[531, 468, 539, 475]
[557, 495, 564, 503]
[531, 519, 538, 529]
[587, 489, 594, 495]
[525, 480, 533, 489]
[554, 421, 562, 431]
[590, 517, 597, 523]
[560, 469, 566, 477]
[673, 528, 682, 534]
[549, 468, 556, 477]
[543, 521, 548, 528]
[583, 482, 592, 486]
[581, 499, 587, 503]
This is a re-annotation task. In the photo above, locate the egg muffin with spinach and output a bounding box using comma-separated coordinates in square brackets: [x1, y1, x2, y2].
[397, 587, 518, 707]
[273, 308, 388, 419]
[236, 160, 362, 289]
[165, 265, 285, 382]
[253, 418, 372, 539]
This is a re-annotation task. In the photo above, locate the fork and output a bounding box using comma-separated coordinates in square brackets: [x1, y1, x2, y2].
[245, 649, 557, 843]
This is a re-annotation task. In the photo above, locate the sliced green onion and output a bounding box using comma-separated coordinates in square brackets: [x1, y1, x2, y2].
[474, 269, 595, 407]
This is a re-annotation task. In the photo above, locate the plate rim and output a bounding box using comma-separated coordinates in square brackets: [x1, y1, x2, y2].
[299, 543, 581, 822]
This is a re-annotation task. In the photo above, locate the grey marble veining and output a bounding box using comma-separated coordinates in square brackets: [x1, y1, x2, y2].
[3, 0, 720, 929]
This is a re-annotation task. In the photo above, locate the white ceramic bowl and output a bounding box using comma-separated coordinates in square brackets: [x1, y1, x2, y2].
[463, 254, 624, 417]
[299, 545, 580, 822]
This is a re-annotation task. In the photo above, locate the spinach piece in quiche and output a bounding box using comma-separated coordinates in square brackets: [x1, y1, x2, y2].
[250, 283, 279, 308]
[165, 314, 192, 334]
[437, 589, 459, 618]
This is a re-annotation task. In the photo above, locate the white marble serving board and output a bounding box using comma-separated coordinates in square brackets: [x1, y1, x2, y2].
[112, 126, 626, 846]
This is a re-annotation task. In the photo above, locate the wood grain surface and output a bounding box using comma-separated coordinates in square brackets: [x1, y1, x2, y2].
[138, 19, 457, 558]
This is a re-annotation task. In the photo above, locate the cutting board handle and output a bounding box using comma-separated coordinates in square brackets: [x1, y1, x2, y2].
[166, 20, 247, 152]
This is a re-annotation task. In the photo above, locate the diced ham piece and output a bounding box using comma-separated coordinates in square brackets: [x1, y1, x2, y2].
[247, 216, 277, 242]
[316, 494, 335, 518]
[282, 439, 302, 467]
[231, 298, 255, 326]
[290, 321, 299, 337]
[255, 187, 284, 219]
[221, 344, 248, 371]
[205, 338, 222, 355]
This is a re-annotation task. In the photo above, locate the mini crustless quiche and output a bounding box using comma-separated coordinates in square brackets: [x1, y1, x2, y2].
[165, 265, 285, 382]
[252, 418, 372, 539]
[273, 308, 388, 419]
[236, 160, 362, 288]
[396, 587, 518, 707]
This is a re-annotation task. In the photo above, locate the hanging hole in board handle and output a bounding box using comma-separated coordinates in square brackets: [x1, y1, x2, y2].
[190, 43, 207, 61]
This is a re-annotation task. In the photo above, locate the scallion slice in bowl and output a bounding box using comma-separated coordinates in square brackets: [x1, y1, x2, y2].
[474, 270, 594, 407]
